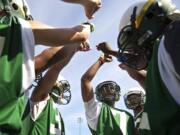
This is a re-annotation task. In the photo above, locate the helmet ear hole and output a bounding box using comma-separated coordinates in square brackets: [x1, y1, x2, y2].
[126, 28, 133, 35]
[146, 12, 154, 19]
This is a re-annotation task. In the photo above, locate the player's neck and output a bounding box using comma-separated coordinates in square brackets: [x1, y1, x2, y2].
[104, 101, 115, 107]
[133, 106, 143, 117]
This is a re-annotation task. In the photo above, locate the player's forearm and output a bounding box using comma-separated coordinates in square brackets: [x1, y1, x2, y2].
[81, 81, 94, 102]
[32, 52, 75, 102]
[35, 45, 77, 74]
[30, 21, 89, 46]
[81, 71, 95, 102]
[81, 59, 103, 82]
[31, 66, 61, 102]
[33, 28, 88, 46]
[81, 60, 102, 102]
[131, 70, 146, 89]
[51, 50, 76, 72]
[136, 71, 146, 89]
[81, 57, 105, 102]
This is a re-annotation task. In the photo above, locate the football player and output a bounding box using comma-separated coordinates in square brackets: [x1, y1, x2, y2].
[124, 87, 146, 134]
[97, 0, 180, 134]
[81, 54, 135, 135]
[0, 0, 93, 133]
[21, 41, 90, 135]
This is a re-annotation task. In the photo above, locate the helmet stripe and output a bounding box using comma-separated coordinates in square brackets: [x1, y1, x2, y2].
[136, 0, 155, 28]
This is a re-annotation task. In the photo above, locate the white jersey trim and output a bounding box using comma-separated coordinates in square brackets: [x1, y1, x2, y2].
[119, 111, 127, 135]
[84, 97, 102, 131]
[19, 18, 35, 93]
[139, 112, 151, 130]
[158, 36, 180, 105]
[30, 96, 50, 121]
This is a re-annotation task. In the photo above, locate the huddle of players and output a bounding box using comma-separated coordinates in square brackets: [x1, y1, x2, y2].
[0, 0, 180, 134]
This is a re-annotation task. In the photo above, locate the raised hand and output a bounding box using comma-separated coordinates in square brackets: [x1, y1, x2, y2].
[97, 42, 119, 57]
[62, 0, 102, 19]
[72, 24, 92, 42]
[98, 54, 113, 64]
[119, 63, 146, 88]
[82, 0, 102, 19]
[77, 41, 91, 52]
[96, 42, 113, 54]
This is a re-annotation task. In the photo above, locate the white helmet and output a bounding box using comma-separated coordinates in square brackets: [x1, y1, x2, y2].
[95, 81, 121, 102]
[124, 87, 146, 109]
[117, 0, 179, 70]
[50, 75, 71, 105]
[119, 0, 145, 30]
[120, 0, 178, 29]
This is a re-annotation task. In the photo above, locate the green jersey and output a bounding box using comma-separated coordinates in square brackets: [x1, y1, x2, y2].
[139, 37, 180, 135]
[0, 11, 23, 107]
[88, 103, 135, 135]
[0, 0, 34, 133]
[22, 97, 65, 135]
[0, 95, 26, 134]
[0, 2, 23, 133]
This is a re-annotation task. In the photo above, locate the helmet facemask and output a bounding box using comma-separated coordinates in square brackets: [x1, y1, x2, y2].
[117, 1, 172, 70]
[95, 81, 121, 103]
[50, 80, 71, 105]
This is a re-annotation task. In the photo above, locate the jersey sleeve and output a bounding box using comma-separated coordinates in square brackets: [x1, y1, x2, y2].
[164, 20, 180, 76]
[19, 18, 35, 93]
[157, 20, 180, 105]
[84, 97, 102, 131]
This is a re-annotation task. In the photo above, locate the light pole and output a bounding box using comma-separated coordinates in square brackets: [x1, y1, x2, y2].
[77, 117, 83, 135]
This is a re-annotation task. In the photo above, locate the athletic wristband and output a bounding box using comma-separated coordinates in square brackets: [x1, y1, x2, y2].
[82, 21, 95, 32]
[98, 57, 105, 65]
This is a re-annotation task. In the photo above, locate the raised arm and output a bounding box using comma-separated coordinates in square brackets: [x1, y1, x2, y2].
[31, 50, 75, 102]
[62, 0, 102, 19]
[81, 55, 112, 102]
[35, 45, 75, 74]
[32, 41, 91, 102]
[29, 21, 91, 46]
[119, 63, 146, 89]
[35, 41, 90, 74]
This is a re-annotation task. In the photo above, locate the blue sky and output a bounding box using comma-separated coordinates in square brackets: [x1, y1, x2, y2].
[27, 0, 180, 134]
